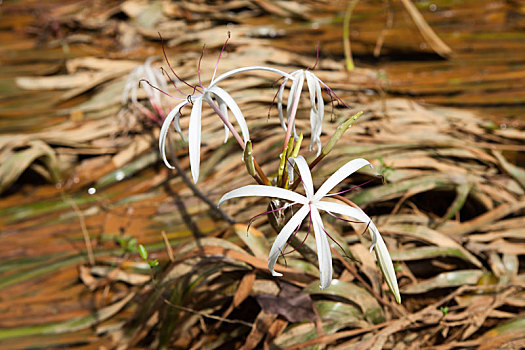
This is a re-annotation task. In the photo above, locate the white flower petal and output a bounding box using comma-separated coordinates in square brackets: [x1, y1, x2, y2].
[317, 200, 400, 303]
[268, 205, 310, 276]
[286, 71, 303, 138]
[305, 71, 324, 155]
[314, 158, 372, 200]
[218, 185, 307, 207]
[310, 207, 332, 289]
[315, 200, 372, 226]
[210, 66, 294, 87]
[159, 100, 188, 169]
[286, 156, 295, 186]
[277, 76, 290, 131]
[188, 97, 204, 183]
[289, 156, 314, 199]
[209, 86, 250, 143]
[368, 222, 401, 304]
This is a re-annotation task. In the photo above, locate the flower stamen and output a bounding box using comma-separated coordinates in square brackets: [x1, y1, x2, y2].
[306, 41, 320, 71]
[197, 44, 206, 89]
[139, 79, 182, 101]
[321, 226, 354, 261]
[325, 178, 378, 197]
[158, 32, 202, 93]
[160, 66, 187, 98]
[211, 32, 231, 83]
[246, 202, 298, 233]
[281, 220, 305, 257]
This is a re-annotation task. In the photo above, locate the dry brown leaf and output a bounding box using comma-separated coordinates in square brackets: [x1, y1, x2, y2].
[256, 283, 316, 323]
[241, 311, 278, 350]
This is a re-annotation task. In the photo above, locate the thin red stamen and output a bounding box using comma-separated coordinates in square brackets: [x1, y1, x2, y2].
[267, 77, 287, 120]
[327, 178, 377, 197]
[197, 44, 205, 89]
[306, 41, 320, 71]
[158, 32, 202, 93]
[281, 221, 304, 256]
[322, 226, 354, 260]
[324, 210, 362, 225]
[322, 84, 350, 109]
[160, 67, 186, 98]
[246, 202, 299, 233]
[211, 31, 230, 83]
[361, 220, 371, 236]
[327, 88, 337, 122]
[139, 79, 183, 101]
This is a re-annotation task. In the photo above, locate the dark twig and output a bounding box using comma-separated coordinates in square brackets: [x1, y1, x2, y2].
[163, 298, 253, 327]
[166, 138, 236, 226]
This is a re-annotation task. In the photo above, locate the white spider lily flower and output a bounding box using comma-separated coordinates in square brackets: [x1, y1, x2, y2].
[160, 66, 294, 184]
[277, 70, 326, 155]
[159, 85, 250, 184]
[122, 57, 167, 107]
[218, 156, 401, 303]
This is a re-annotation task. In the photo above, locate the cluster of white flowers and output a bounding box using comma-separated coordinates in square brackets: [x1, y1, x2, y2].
[123, 48, 401, 304]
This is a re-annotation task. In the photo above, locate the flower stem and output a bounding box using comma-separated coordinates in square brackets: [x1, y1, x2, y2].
[281, 82, 302, 154]
[205, 95, 245, 147]
[204, 96, 270, 185]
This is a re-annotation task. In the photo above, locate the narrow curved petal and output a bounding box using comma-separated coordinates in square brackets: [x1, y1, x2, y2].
[209, 86, 250, 143]
[314, 158, 372, 200]
[310, 207, 332, 289]
[286, 157, 294, 186]
[159, 100, 188, 169]
[121, 79, 133, 105]
[305, 71, 324, 155]
[317, 200, 400, 302]
[286, 71, 304, 138]
[210, 66, 294, 87]
[268, 205, 310, 276]
[188, 97, 204, 183]
[315, 200, 373, 225]
[218, 185, 307, 207]
[369, 223, 401, 304]
[289, 156, 314, 198]
[277, 77, 290, 131]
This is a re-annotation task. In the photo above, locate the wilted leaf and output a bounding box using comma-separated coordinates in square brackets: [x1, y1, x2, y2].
[390, 246, 482, 268]
[241, 311, 277, 350]
[479, 316, 525, 350]
[90, 266, 150, 285]
[233, 224, 269, 259]
[304, 279, 385, 324]
[256, 283, 316, 323]
[402, 270, 483, 294]
[315, 300, 365, 328]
